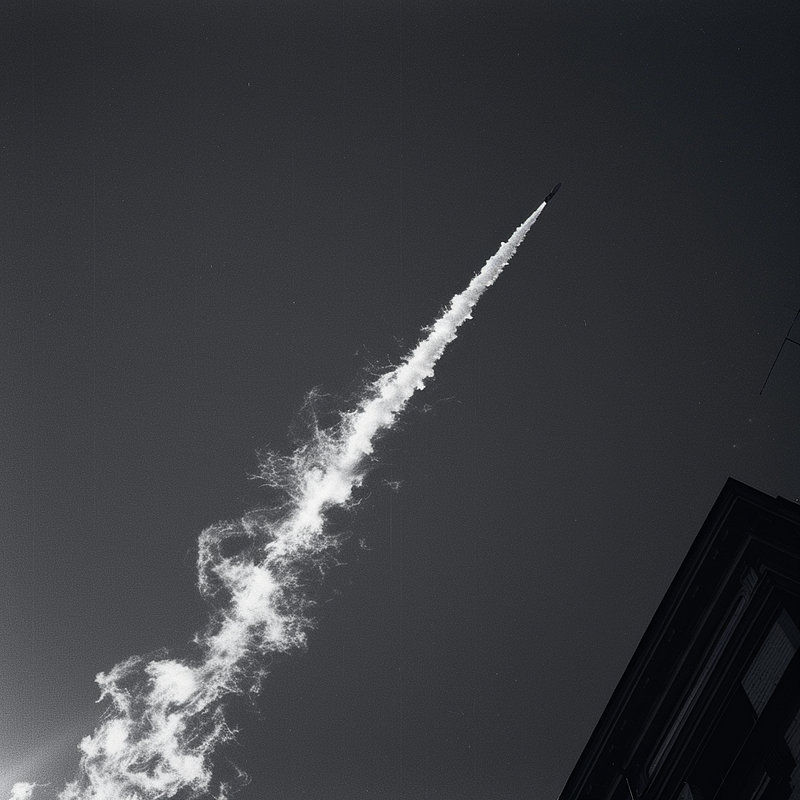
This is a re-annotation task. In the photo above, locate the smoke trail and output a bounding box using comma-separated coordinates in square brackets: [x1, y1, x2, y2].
[9, 786, 38, 800]
[20, 201, 548, 800]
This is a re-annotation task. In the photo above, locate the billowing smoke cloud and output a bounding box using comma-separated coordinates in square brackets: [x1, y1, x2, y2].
[9, 785, 38, 800]
[15, 201, 548, 800]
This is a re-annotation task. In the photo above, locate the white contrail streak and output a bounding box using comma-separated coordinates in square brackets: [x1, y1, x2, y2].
[18, 201, 548, 800]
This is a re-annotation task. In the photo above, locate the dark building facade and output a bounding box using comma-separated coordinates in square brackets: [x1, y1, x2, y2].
[560, 478, 800, 800]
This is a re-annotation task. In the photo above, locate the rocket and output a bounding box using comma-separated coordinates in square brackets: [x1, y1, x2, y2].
[544, 183, 561, 203]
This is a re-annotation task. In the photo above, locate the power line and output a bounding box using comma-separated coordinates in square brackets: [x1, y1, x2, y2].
[759, 305, 800, 395]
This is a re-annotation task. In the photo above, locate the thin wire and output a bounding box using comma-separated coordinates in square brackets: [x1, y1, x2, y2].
[759, 306, 800, 395]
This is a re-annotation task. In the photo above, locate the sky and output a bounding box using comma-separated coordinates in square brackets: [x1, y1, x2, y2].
[2, 1, 799, 798]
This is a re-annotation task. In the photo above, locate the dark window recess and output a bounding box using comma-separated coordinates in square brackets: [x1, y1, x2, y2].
[687, 685, 757, 797]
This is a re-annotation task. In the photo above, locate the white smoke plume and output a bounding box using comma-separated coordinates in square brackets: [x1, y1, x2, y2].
[9, 785, 39, 800]
[19, 201, 548, 800]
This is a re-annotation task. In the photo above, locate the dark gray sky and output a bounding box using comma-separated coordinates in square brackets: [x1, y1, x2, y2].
[2, 1, 798, 798]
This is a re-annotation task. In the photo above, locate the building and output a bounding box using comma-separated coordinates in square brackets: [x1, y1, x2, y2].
[559, 478, 800, 800]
